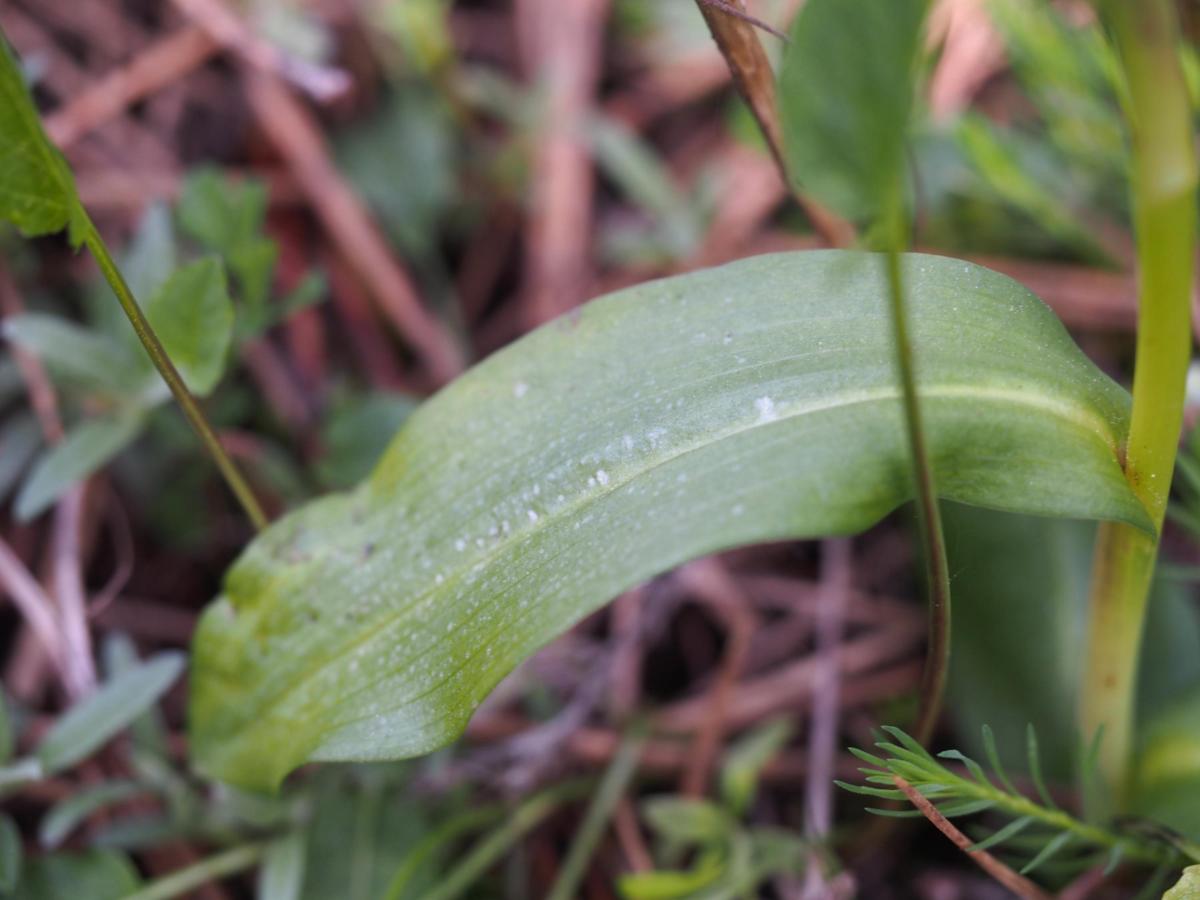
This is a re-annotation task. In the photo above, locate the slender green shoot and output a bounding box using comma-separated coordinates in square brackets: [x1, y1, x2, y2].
[546, 732, 644, 900]
[83, 218, 268, 532]
[1081, 0, 1197, 811]
[118, 843, 266, 900]
[881, 204, 952, 747]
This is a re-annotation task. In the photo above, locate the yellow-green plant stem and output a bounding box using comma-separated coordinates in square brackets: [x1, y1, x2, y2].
[83, 218, 269, 532]
[882, 210, 952, 747]
[1082, 0, 1197, 813]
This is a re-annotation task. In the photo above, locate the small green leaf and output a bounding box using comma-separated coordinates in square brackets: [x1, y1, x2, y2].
[719, 719, 792, 814]
[178, 168, 269, 255]
[189, 252, 1150, 790]
[144, 258, 234, 397]
[0, 34, 89, 246]
[15, 414, 144, 521]
[640, 797, 730, 846]
[36, 652, 184, 774]
[778, 0, 928, 222]
[38, 781, 148, 849]
[258, 831, 306, 900]
[0, 814, 20, 892]
[3, 314, 144, 394]
[617, 855, 724, 900]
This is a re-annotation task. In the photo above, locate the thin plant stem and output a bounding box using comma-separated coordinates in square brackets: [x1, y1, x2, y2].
[546, 732, 645, 900]
[1081, 0, 1197, 812]
[119, 843, 266, 900]
[883, 212, 952, 747]
[413, 780, 590, 900]
[83, 218, 269, 532]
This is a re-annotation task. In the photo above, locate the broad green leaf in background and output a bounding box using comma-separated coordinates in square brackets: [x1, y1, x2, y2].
[144, 258, 234, 397]
[945, 505, 1200, 784]
[36, 652, 184, 774]
[1, 850, 140, 900]
[15, 413, 144, 521]
[777, 0, 926, 222]
[315, 392, 419, 491]
[0, 35, 88, 246]
[190, 251, 1149, 790]
[1132, 688, 1200, 838]
[298, 770, 434, 900]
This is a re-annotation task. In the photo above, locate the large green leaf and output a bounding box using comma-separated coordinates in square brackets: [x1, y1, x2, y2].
[189, 251, 1148, 790]
[0, 33, 88, 246]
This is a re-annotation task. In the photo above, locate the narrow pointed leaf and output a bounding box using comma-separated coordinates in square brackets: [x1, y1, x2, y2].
[1019, 830, 1073, 876]
[0, 33, 89, 245]
[37, 653, 184, 773]
[967, 815, 1034, 852]
[39, 781, 149, 849]
[15, 414, 144, 522]
[189, 251, 1149, 790]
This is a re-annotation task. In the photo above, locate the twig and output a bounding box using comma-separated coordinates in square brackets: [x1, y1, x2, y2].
[516, 0, 611, 326]
[168, 0, 349, 101]
[696, 0, 789, 40]
[243, 73, 464, 386]
[892, 775, 1052, 900]
[45, 26, 220, 149]
[51, 485, 96, 699]
[678, 559, 756, 796]
[693, 0, 855, 247]
[0, 266, 62, 442]
[0, 537, 70, 690]
[802, 539, 852, 898]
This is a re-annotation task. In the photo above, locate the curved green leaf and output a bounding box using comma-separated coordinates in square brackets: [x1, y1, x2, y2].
[189, 251, 1147, 790]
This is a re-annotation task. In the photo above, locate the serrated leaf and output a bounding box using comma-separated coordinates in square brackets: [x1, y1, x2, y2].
[144, 258, 234, 397]
[189, 251, 1149, 790]
[15, 414, 143, 521]
[0, 34, 89, 246]
[36, 652, 184, 774]
[778, 0, 928, 222]
[178, 168, 269, 255]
